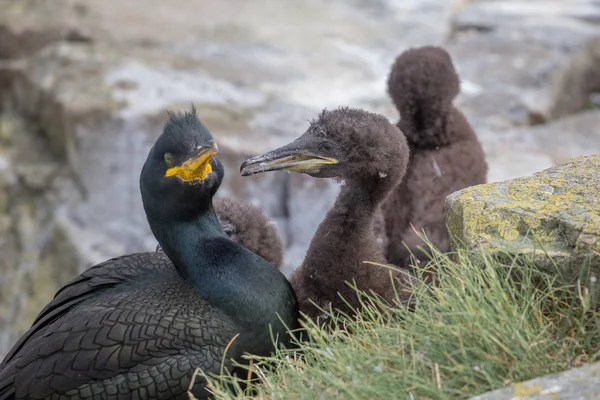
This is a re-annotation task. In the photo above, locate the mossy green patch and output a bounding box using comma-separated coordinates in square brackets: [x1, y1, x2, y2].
[445, 154, 600, 280]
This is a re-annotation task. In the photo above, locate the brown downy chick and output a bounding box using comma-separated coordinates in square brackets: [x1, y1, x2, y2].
[383, 45, 488, 267]
[372, 209, 389, 252]
[157, 197, 284, 270]
[213, 197, 284, 270]
[241, 107, 413, 322]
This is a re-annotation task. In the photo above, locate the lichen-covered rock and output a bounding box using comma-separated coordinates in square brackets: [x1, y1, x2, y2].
[470, 361, 600, 400]
[446, 154, 600, 279]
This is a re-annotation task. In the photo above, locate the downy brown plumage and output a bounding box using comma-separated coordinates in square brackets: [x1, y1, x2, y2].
[241, 107, 413, 322]
[383, 46, 488, 267]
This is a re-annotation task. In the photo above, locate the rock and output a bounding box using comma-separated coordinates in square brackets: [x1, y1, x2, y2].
[485, 152, 555, 185]
[0, 111, 85, 356]
[501, 109, 600, 163]
[470, 361, 600, 400]
[446, 154, 600, 280]
[450, 1, 600, 132]
[453, 1, 600, 34]
[0, 0, 90, 59]
[484, 109, 600, 183]
[550, 35, 600, 119]
[13, 163, 60, 192]
[0, 113, 15, 145]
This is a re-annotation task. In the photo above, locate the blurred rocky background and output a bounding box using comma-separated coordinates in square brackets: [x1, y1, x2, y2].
[0, 0, 599, 357]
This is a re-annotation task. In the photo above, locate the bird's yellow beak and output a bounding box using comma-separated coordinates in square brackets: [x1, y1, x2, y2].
[165, 141, 219, 181]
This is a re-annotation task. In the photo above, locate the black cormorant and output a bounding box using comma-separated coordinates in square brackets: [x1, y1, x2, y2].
[0, 108, 298, 399]
[240, 107, 413, 322]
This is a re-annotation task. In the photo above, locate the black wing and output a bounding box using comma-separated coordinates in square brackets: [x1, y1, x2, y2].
[0, 252, 239, 400]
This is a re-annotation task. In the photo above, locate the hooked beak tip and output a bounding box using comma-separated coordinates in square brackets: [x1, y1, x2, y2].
[203, 140, 218, 156]
[239, 160, 249, 174]
[239, 157, 262, 176]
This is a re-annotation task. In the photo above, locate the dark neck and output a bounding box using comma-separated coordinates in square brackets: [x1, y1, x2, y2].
[399, 104, 459, 149]
[153, 204, 296, 344]
[303, 177, 389, 274]
[328, 180, 380, 232]
[155, 205, 226, 284]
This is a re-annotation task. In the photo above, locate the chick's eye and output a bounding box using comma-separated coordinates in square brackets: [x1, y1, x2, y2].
[164, 152, 174, 167]
[319, 141, 334, 152]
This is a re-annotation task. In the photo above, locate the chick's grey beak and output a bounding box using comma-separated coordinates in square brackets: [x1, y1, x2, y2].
[240, 140, 338, 177]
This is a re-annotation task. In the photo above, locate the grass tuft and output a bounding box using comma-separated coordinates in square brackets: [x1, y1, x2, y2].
[202, 244, 600, 399]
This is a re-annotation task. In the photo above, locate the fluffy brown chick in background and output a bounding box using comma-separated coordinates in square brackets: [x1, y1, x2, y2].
[382, 45, 488, 268]
[213, 197, 284, 270]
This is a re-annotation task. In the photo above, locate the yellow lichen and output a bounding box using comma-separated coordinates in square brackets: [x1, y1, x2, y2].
[498, 214, 521, 241]
[523, 214, 541, 229]
[445, 154, 600, 278]
[513, 382, 543, 397]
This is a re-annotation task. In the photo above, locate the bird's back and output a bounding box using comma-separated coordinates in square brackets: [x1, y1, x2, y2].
[0, 251, 241, 400]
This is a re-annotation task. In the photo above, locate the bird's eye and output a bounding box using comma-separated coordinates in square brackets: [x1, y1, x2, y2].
[319, 141, 334, 152]
[164, 152, 174, 167]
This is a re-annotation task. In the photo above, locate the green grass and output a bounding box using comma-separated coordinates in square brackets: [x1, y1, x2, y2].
[198, 246, 600, 400]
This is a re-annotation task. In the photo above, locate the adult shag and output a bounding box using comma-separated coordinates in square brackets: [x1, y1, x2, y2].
[240, 107, 413, 322]
[0, 108, 298, 399]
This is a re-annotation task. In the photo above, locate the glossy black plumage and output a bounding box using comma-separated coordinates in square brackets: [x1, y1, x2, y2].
[0, 108, 298, 399]
[0, 253, 236, 399]
[156, 197, 284, 270]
